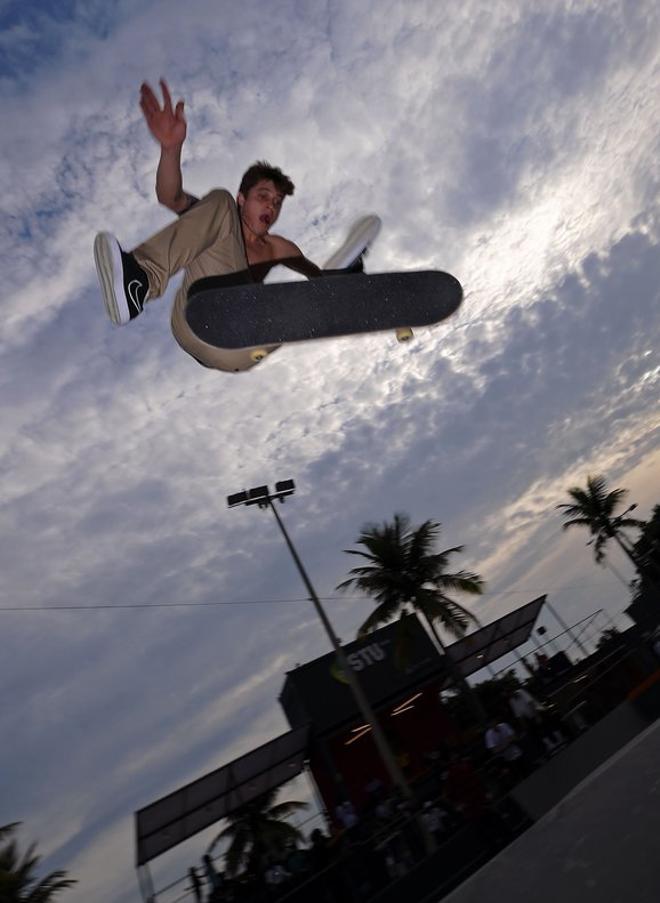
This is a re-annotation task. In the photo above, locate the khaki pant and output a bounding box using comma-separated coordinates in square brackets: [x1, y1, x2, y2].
[133, 189, 266, 371]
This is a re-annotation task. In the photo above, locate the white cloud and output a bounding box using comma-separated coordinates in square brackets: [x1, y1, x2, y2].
[1, 1, 659, 900]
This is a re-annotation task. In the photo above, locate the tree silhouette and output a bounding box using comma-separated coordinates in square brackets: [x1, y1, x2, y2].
[207, 788, 307, 878]
[0, 822, 76, 902]
[633, 505, 660, 585]
[557, 475, 644, 567]
[629, 504, 660, 619]
[338, 513, 485, 721]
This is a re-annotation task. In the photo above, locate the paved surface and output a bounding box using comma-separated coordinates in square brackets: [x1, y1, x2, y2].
[443, 718, 660, 903]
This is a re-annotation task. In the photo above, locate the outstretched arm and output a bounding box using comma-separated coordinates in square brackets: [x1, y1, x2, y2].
[283, 254, 323, 278]
[140, 79, 195, 214]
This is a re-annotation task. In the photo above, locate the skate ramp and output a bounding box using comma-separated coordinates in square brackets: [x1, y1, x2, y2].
[442, 718, 660, 903]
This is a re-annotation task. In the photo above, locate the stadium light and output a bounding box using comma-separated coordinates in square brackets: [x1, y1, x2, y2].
[227, 479, 425, 832]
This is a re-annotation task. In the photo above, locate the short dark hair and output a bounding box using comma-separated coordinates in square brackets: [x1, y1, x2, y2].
[238, 161, 295, 197]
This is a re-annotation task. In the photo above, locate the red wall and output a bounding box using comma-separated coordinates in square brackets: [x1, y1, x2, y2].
[309, 677, 457, 818]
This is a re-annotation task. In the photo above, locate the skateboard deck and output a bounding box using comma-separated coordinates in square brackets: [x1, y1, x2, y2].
[185, 270, 462, 371]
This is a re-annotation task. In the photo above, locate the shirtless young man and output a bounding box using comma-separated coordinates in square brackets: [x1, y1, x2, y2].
[94, 79, 322, 370]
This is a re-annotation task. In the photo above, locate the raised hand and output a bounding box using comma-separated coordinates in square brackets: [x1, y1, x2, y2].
[139, 79, 187, 150]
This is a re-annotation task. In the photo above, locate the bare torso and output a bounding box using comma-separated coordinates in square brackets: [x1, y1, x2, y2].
[244, 232, 320, 282]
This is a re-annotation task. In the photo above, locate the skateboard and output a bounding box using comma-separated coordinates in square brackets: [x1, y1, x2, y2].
[186, 269, 463, 372]
[183, 213, 381, 373]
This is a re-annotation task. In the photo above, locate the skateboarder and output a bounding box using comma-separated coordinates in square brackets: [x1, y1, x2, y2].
[94, 79, 323, 369]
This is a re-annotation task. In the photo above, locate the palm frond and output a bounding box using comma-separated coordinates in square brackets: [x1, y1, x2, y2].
[0, 825, 76, 899]
[207, 788, 307, 874]
[357, 597, 403, 636]
[429, 568, 484, 597]
[417, 591, 479, 639]
[0, 823, 20, 843]
[407, 519, 440, 562]
[341, 513, 482, 655]
[559, 513, 594, 531]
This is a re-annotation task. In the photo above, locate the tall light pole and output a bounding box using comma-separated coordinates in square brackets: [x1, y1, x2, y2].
[227, 480, 417, 808]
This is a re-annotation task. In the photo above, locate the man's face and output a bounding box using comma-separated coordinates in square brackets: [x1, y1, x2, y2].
[237, 179, 284, 236]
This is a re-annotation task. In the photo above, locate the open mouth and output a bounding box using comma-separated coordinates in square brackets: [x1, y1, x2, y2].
[260, 214, 271, 226]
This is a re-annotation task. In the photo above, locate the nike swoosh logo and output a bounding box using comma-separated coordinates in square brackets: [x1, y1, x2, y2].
[127, 280, 144, 313]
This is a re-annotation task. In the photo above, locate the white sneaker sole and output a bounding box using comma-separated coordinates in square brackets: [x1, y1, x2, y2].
[94, 232, 129, 325]
[323, 214, 382, 269]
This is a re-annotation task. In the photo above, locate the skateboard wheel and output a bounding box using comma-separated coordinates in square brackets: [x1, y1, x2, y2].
[396, 327, 414, 343]
[250, 348, 269, 363]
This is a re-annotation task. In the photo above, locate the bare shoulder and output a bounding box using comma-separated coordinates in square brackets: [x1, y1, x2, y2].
[268, 233, 303, 258]
[266, 233, 321, 278]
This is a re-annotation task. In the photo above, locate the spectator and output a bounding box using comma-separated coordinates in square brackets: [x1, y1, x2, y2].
[309, 828, 331, 870]
[264, 862, 290, 886]
[484, 719, 528, 784]
[308, 828, 342, 903]
[509, 687, 538, 721]
[363, 776, 385, 815]
[444, 750, 508, 852]
[420, 800, 449, 846]
[444, 751, 488, 822]
[374, 795, 395, 822]
[651, 631, 660, 660]
[510, 688, 566, 754]
[285, 841, 308, 881]
[335, 799, 359, 831]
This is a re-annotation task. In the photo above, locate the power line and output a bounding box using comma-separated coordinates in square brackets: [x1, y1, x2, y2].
[0, 598, 313, 612]
[0, 581, 626, 613]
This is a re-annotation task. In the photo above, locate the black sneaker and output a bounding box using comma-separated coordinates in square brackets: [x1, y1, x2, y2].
[94, 232, 149, 325]
[342, 253, 365, 274]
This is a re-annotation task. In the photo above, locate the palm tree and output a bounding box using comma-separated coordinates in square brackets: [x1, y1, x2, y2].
[629, 505, 660, 613]
[207, 788, 308, 878]
[0, 822, 76, 902]
[557, 475, 644, 568]
[337, 513, 485, 721]
[633, 505, 660, 583]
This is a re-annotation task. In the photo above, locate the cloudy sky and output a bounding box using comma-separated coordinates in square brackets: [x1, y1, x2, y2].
[2, 0, 659, 900]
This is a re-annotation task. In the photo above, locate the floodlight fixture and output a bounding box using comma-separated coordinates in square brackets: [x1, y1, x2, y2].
[275, 479, 295, 494]
[273, 479, 296, 503]
[228, 481, 296, 510]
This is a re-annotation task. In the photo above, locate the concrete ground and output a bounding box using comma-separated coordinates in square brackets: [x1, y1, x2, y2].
[442, 718, 660, 903]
